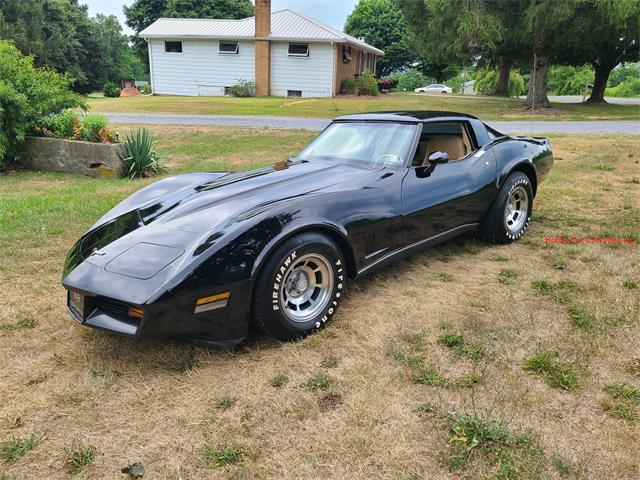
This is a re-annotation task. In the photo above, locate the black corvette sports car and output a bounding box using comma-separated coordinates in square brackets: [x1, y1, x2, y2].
[63, 111, 553, 345]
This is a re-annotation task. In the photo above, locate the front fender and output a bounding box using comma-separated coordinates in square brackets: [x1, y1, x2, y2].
[249, 217, 355, 279]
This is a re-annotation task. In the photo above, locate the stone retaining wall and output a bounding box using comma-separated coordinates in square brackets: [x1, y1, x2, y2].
[20, 136, 123, 178]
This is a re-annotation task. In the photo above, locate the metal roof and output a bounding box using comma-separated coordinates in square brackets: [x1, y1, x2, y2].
[139, 9, 384, 55]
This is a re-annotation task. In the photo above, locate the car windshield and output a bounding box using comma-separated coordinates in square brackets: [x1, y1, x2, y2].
[297, 122, 417, 167]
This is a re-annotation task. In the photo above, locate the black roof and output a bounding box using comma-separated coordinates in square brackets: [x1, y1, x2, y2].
[334, 111, 479, 122]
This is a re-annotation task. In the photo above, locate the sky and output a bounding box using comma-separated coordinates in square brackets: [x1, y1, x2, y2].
[83, 0, 359, 35]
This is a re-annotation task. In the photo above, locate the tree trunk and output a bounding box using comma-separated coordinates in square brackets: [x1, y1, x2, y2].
[524, 53, 550, 108]
[586, 62, 615, 103]
[494, 57, 512, 96]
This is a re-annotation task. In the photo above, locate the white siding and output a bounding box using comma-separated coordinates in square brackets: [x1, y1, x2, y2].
[149, 39, 255, 96]
[269, 42, 335, 98]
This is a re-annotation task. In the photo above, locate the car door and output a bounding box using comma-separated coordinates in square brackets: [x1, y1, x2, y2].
[401, 121, 498, 245]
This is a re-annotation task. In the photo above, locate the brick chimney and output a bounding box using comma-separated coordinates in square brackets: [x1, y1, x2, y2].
[255, 0, 271, 96]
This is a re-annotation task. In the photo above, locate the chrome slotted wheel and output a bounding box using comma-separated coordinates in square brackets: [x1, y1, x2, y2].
[280, 253, 334, 323]
[504, 185, 529, 234]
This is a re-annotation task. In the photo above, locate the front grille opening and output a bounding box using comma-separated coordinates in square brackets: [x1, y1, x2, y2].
[94, 297, 142, 326]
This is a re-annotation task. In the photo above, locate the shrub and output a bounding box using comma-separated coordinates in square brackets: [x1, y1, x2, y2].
[548, 65, 594, 95]
[38, 110, 81, 139]
[120, 128, 163, 178]
[228, 79, 255, 97]
[608, 63, 640, 87]
[103, 81, 120, 98]
[0, 40, 83, 171]
[606, 78, 640, 97]
[474, 68, 526, 97]
[140, 84, 152, 95]
[340, 78, 356, 95]
[388, 68, 428, 92]
[81, 114, 110, 141]
[355, 71, 379, 96]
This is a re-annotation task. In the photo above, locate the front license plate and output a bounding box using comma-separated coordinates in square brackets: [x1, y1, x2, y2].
[69, 290, 84, 320]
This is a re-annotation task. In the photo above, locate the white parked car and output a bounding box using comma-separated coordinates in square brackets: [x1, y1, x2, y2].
[414, 84, 453, 94]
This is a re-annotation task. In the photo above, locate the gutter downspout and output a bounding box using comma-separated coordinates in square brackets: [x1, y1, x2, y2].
[146, 38, 155, 95]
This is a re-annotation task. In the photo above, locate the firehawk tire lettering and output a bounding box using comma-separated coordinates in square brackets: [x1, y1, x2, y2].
[253, 233, 346, 341]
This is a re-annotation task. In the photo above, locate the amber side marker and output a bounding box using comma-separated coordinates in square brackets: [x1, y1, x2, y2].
[128, 307, 144, 319]
[196, 292, 231, 306]
[195, 292, 231, 314]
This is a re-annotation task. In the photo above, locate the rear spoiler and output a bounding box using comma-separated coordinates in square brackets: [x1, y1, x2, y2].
[513, 136, 551, 148]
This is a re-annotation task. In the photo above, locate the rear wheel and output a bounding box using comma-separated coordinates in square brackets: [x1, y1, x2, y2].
[252, 232, 346, 341]
[481, 171, 533, 243]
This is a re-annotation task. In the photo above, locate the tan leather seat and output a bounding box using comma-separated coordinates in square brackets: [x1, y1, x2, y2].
[427, 136, 466, 161]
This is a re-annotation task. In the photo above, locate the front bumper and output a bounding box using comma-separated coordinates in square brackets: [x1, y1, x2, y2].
[64, 279, 254, 345]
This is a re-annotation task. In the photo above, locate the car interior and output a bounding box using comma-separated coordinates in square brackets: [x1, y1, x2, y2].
[411, 122, 474, 167]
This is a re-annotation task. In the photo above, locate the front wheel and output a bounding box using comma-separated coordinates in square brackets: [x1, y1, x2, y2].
[252, 232, 346, 341]
[481, 171, 533, 243]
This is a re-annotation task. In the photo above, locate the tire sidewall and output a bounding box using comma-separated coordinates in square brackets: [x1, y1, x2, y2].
[501, 174, 532, 241]
[257, 235, 345, 339]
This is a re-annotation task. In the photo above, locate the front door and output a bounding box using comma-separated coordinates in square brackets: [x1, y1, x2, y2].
[401, 122, 497, 245]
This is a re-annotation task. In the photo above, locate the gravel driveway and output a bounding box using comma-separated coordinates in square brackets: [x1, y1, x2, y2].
[104, 113, 639, 134]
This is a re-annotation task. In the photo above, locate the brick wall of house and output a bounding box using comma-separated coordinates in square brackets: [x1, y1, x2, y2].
[334, 44, 362, 95]
[255, 0, 271, 96]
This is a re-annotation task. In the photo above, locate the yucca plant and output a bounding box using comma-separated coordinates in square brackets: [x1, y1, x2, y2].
[120, 128, 164, 179]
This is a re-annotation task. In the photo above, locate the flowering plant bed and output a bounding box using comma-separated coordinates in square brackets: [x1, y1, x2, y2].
[32, 110, 119, 144]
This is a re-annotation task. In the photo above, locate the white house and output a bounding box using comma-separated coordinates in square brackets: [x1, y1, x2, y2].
[138, 0, 383, 98]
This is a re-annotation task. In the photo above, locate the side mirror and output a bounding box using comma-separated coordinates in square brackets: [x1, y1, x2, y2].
[428, 151, 449, 164]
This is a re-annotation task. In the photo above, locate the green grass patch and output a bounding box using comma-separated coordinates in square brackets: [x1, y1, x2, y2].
[203, 446, 245, 468]
[623, 279, 638, 289]
[271, 373, 289, 388]
[438, 331, 485, 361]
[523, 352, 581, 390]
[448, 414, 544, 477]
[216, 396, 237, 410]
[307, 373, 332, 391]
[63, 443, 95, 474]
[1, 434, 40, 463]
[498, 269, 518, 285]
[531, 279, 552, 295]
[604, 383, 640, 403]
[568, 302, 592, 330]
[594, 163, 616, 172]
[411, 367, 446, 386]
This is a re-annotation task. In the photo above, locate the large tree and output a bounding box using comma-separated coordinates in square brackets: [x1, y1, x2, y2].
[124, 0, 254, 65]
[561, 0, 640, 103]
[344, 0, 414, 76]
[0, 0, 141, 92]
[522, 0, 578, 107]
[397, 0, 506, 88]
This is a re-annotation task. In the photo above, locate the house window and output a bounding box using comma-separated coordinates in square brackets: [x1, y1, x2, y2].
[165, 41, 183, 53]
[342, 45, 352, 64]
[287, 90, 303, 98]
[288, 43, 309, 57]
[219, 41, 239, 54]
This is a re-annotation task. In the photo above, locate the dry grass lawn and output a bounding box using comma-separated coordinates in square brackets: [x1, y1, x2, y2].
[0, 128, 639, 479]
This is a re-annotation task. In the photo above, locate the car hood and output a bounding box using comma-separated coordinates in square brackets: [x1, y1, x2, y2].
[63, 159, 379, 285]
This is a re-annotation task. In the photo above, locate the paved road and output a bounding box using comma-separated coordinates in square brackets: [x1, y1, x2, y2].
[105, 112, 640, 134]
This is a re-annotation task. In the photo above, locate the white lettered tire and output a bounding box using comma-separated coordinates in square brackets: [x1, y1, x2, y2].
[252, 232, 346, 341]
[481, 171, 533, 244]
